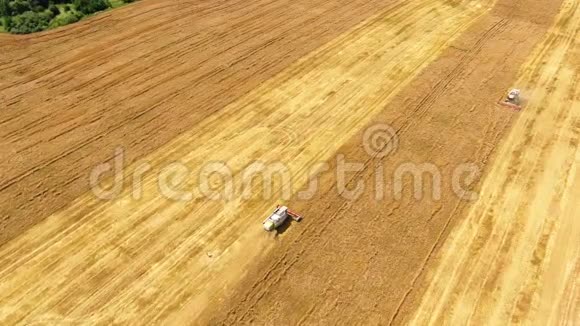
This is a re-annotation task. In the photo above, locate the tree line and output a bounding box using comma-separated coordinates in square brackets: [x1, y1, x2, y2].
[0, 0, 134, 33]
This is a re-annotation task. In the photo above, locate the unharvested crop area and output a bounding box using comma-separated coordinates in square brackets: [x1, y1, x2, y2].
[0, 0, 578, 324]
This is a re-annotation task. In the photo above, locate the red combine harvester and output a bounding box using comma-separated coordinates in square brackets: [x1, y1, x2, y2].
[263, 205, 303, 232]
[499, 88, 522, 111]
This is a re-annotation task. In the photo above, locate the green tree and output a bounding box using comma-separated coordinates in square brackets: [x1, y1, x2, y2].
[8, 9, 53, 33]
[0, 0, 11, 16]
[2, 15, 12, 29]
[48, 3, 58, 15]
[34, 0, 49, 7]
[74, 0, 109, 15]
[9, 0, 33, 15]
[49, 9, 81, 28]
[1, 0, 132, 33]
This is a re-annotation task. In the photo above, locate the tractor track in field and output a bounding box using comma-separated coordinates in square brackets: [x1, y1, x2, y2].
[211, 0, 573, 324]
[219, 17, 514, 324]
[0, 0, 403, 245]
[409, 1, 580, 322]
[1, 0, 501, 322]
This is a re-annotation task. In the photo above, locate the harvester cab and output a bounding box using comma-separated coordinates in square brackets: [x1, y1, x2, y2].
[263, 205, 303, 232]
[499, 88, 522, 111]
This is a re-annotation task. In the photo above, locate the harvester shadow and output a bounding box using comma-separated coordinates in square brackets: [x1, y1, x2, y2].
[275, 217, 301, 236]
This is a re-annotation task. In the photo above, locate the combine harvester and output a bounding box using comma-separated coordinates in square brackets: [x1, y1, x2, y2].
[499, 88, 523, 111]
[263, 205, 303, 232]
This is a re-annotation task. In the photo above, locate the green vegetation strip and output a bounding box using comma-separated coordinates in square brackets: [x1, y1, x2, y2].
[0, 0, 136, 34]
